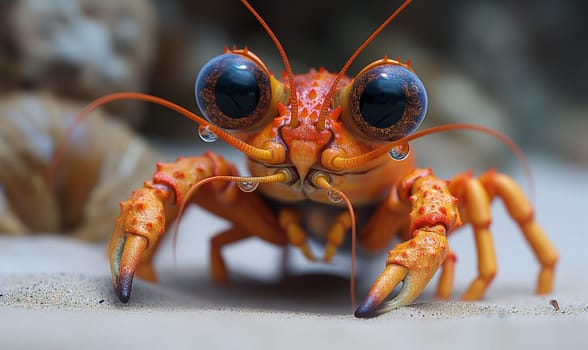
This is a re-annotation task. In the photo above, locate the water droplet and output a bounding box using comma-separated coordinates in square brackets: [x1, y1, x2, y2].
[327, 188, 343, 203]
[389, 143, 410, 161]
[237, 181, 259, 192]
[198, 125, 218, 143]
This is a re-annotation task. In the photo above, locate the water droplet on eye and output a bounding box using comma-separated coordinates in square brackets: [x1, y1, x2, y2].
[327, 188, 343, 203]
[237, 181, 259, 192]
[389, 143, 410, 161]
[198, 125, 218, 143]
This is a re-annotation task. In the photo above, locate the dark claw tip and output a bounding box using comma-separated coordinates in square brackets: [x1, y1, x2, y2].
[115, 273, 134, 303]
[354, 297, 382, 319]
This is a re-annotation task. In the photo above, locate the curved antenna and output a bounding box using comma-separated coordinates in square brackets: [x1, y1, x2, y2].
[313, 174, 358, 308]
[329, 123, 535, 197]
[316, 0, 413, 130]
[239, 0, 299, 127]
[47, 92, 280, 186]
[171, 170, 292, 267]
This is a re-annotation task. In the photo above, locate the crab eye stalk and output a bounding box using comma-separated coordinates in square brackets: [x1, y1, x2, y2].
[195, 53, 272, 130]
[343, 62, 427, 141]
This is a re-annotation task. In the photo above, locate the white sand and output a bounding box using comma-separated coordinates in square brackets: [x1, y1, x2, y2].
[1, 153, 587, 349]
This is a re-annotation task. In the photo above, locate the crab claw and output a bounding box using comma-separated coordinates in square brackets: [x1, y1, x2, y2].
[109, 187, 166, 303]
[110, 233, 150, 303]
[355, 227, 449, 318]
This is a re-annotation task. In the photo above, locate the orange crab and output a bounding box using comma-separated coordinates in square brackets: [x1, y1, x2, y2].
[61, 0, 558, 318]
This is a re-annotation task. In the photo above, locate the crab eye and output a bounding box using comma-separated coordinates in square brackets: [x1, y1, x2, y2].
[195, 53, 272, 130]
[345, 63, 427, 141]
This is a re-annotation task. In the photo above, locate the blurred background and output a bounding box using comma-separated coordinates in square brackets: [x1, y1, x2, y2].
[2, 0, 586, 157]
[0, 0, 586, 239]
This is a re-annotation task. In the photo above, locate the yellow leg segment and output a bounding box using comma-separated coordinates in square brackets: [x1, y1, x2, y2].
[323, 212, 351, 262]
[279, 209, 316, 261]
[436, 249, 456, 300]
[479, 171, 558, 294]
[210, 228, 250, 284]
[359, 187, 410, 253]
[449, 174, 498, 300]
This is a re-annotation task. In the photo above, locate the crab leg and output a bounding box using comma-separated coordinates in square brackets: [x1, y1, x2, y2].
[477, 170, 558, 294]
[279, 209, 317, 261]
[447, 172, 497, 300]
[435, 249, 457, 300]
[356, 169, 461, 318]
[110, 152, 288, 303]
[209, 228, 250, 284]
[323, 211, 352, 262]
[444, 170, 558, 300]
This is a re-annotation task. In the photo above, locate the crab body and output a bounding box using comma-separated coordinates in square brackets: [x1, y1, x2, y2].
[247, 69, 414, 208]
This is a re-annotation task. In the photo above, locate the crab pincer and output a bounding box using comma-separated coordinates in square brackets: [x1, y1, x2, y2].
[110, 233, 148, 302]
[355, 226, 449, 317]
[355, 170, 461, 318]
[109, 183, 172, 302]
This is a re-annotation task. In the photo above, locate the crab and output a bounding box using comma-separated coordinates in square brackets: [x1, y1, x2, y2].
[59, 0, 557, 317]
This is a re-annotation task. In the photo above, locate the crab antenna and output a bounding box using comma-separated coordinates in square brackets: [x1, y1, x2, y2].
[171, 170, 292, 266]
[47, 92, 279, 186]
[317, 0, 413, 130]
[313, 174, 357, 308]
[329, 123, 535, 197]
[239, 0, 299, 127]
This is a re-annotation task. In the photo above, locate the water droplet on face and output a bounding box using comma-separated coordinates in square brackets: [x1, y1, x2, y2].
[388, 143, 410, 161]
[327, 188, 343, 203]
[198, 125, 218, 143]
[237, 181, 259, 192]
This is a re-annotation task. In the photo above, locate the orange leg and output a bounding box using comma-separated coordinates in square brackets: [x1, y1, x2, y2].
[359, 185, 410, 253]
[278, 209, 351, 262]
[448, 170, 558, 300]
[448, 174, 497, 300]
[356, 169, 462, 318]
[478, 170, 558, 294]
[210, 228, 251, 284]
[436, 249, 457, 300]
[109, 152, 288, 303]
[279, 208, 316, 261]
[323, 211, 352, 262]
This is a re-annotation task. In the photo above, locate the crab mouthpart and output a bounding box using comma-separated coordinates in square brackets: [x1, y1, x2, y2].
[289, 140, 320, 181]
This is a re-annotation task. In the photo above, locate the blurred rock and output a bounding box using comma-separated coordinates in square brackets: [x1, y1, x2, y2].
[448, 1, 587, 161]
[553, 106, 588, 164]
[0, 92, 159, 241]
[0, 0, 159, 125]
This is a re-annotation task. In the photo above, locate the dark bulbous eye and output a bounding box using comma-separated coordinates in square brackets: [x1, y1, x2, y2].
[195, 53, 271, 130]
[360, 78, 406, 128]
[215, 67, 260, 118]
[347, 63, 427, 141]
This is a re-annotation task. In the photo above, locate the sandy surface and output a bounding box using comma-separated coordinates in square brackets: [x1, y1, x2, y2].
[1, 152, 587, 349]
